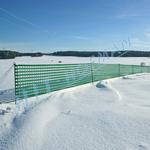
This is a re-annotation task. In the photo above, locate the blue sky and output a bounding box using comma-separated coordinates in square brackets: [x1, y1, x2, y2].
[0, 0, 150, 52]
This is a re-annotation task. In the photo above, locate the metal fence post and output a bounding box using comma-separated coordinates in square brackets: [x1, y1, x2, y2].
[132, 65, 134, 74]
[118, 64, 121, 76]
[14, 63, 16, 104]
[141, 65, 143, 73]
[90, 63, 94, 84]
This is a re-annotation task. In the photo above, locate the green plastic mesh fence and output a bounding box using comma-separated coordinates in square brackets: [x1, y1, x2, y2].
[14, 63, 150, 100]
[92, 64, 120, 81]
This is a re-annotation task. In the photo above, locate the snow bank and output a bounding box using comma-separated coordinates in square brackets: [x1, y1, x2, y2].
[0, 73, 150, 150]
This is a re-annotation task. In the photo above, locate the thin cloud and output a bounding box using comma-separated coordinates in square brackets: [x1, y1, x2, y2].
[0, 8, 49, 34]
[71, 36, 92, 40]
[114, 10, 150, 19]
[114, 14, 143, 19]
[0, 8, 38, 27]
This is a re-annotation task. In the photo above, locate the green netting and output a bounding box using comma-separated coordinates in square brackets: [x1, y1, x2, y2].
[15, 63, 92, 100]
[92, 64, 120, 81]
[15, 63, 150, 100]
[120, 64, 133, 76]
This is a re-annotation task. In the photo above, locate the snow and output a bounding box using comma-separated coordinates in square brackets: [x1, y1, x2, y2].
[0, 56, 150, 92]
[0, 73, 150, 150]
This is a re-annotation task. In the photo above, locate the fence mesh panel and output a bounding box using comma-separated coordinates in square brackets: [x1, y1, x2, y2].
[15, 63, 150, 100]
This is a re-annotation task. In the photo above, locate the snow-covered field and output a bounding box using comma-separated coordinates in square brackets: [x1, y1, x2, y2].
[0, 56, 150, 150]
[0, 73, 150, 150]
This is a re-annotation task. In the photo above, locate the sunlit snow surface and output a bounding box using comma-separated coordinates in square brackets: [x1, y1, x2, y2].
[0, 73, 150, 150]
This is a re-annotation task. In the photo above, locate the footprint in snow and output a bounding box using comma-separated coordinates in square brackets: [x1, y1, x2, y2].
[138, 144, 149, 150]
[62, 110, 71, 115]
[127, 144, 149, 150]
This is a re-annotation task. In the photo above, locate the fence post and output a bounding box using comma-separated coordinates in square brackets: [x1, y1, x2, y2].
[141, 65, 143, 73]
[132, 65, 134, 74]
[14, 63, 16, 104]
[90, 63, 94, 84]
[118, 64, 121, 76]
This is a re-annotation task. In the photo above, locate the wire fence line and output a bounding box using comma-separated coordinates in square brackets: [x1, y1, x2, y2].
[14, 63, 150, 101]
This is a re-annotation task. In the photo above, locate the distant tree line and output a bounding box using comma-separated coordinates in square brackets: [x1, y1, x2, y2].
[0, 50, 44, 59]
[1, 50, 150, 59]
[51, 50, 150, 57]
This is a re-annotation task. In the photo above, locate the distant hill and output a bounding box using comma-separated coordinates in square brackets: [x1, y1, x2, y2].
[0, 50, 150, 59]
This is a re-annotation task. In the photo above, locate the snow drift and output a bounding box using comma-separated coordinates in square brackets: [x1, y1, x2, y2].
[0, 73, 150, 150]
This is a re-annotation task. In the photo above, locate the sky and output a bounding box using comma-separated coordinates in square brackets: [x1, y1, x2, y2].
[0, 0, 150, 52]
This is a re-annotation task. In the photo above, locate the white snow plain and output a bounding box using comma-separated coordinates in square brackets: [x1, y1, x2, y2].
[0, 73, 150, 150]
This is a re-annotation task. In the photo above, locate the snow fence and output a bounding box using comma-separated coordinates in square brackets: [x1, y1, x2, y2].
[14, 63, 150, 101]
